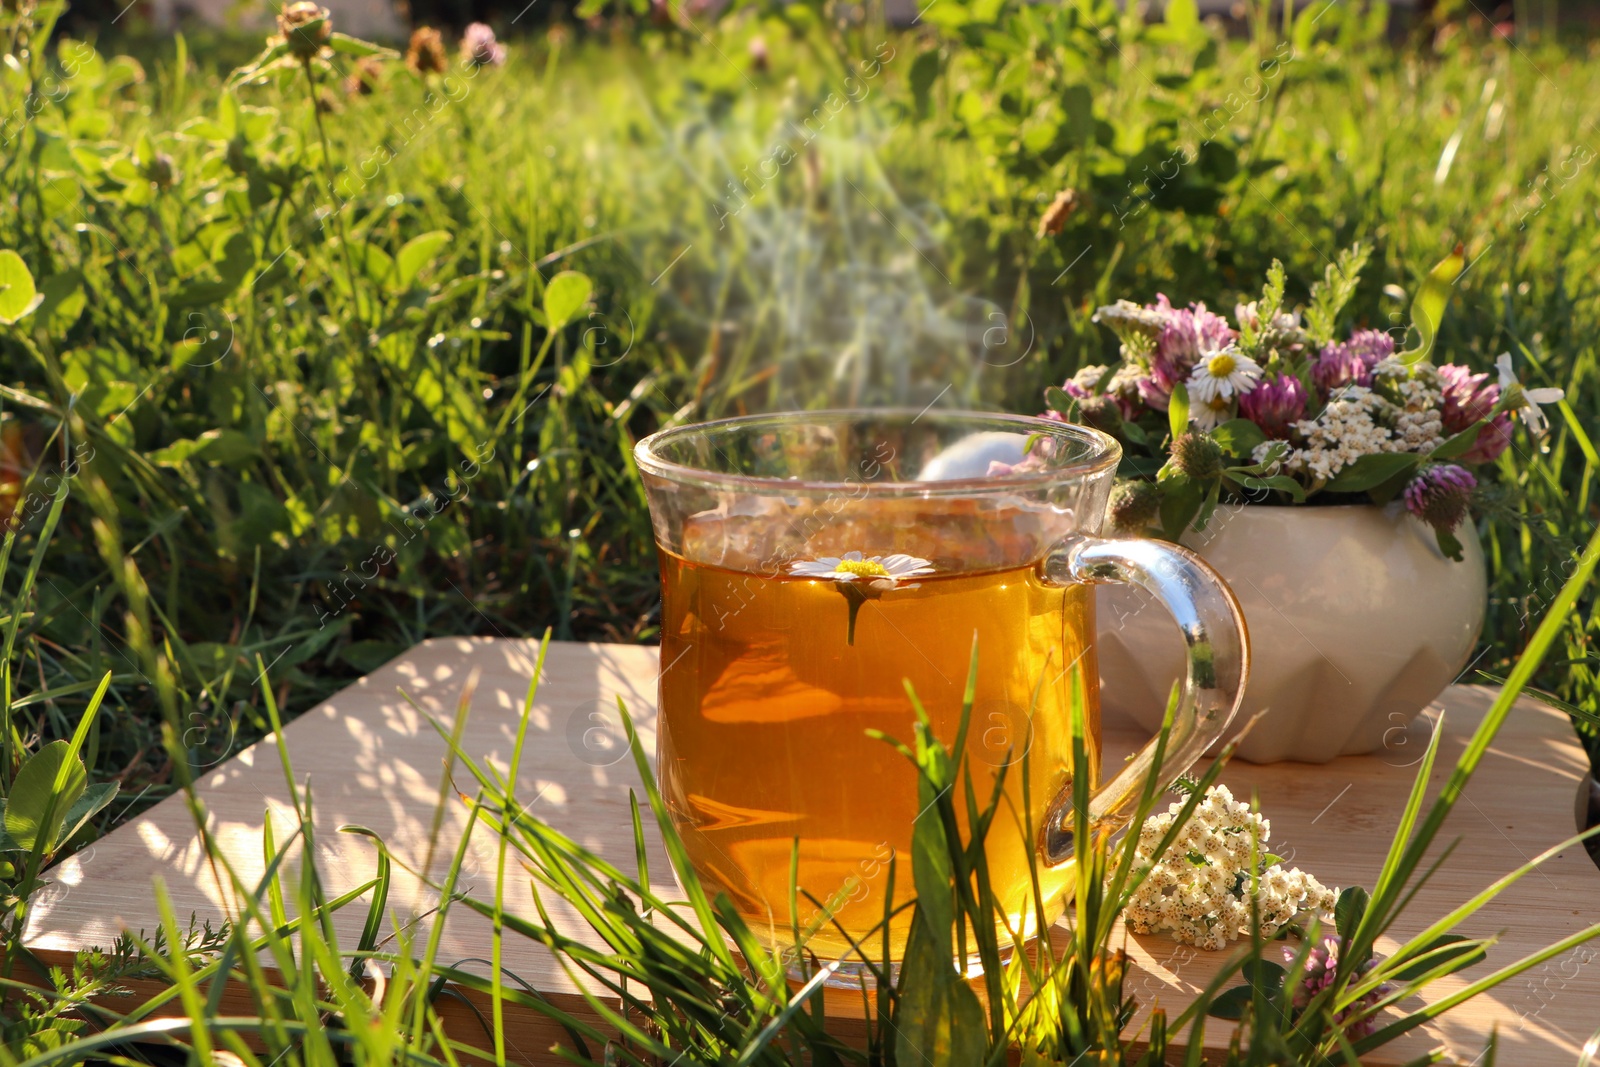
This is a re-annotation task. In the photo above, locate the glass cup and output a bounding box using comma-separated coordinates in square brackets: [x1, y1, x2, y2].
[635, 410, 1248, 967]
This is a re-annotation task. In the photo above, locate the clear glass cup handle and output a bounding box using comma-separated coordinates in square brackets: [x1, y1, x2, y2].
[1037, 536, 1250, 868]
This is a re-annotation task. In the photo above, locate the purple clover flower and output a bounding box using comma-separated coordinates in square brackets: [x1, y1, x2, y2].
[1404, 464, 1478, 534]
[1313, 329, 1395, 394]
[460, 22, 506, 67]
[1237, 373, 1308, 439]
[1139, 295, 1236, 411]
[1284, 937, 1392, 1040]
[1439, 363, 1511, 463]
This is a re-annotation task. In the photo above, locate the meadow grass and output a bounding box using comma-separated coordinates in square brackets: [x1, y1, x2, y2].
[0, 0, 1594, 930]
[0, 1, 1597, 1057]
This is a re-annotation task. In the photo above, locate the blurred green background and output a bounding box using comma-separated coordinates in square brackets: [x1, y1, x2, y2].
[0, 0, 1595, 832]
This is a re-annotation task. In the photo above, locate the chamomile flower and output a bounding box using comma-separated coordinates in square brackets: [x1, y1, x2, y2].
[1495, 353, 1565, 437]
[789, 551, 934, 583]
[1186, 346, 1263, 404]
[1189, 393, 1235, 431]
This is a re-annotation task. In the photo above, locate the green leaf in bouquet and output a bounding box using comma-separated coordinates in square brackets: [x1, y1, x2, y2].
[1205, 983, 1255, 1021]
[1222, 440, 1288, 477]
[1242, 957, 1288, 993]
[1044, 385, 1075, 417]
[1367, 464, 1417, 506]
[1260, 259, 1286, 318]
[1210, 418, 1267, 457]
[1194, 477, 1222, 530]
[1435, 527, 1465, 562]
[1117, 454, 1165, 479]
[1159, 476, 1203, 539]
[1225, 472, 1307, 503]
[1305, 243, 1371, 344]
[1401, 244, 1466, 364]
[1120, 418, 1150, 447]
[1429, 421, 1485, 461]
[1335, 885, 1370, 941]
[1168, 380, 1190, 441]
[1322, 451, 1421, 493]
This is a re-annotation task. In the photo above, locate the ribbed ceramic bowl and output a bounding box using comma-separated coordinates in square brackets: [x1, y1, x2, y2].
[1096, 503, 1487, 764]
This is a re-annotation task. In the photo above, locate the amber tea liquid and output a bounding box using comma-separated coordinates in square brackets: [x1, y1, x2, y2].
[657, 551, 1100, 960]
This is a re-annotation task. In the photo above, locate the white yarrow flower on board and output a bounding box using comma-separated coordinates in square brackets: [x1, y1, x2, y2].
[1186, 346, 1263, 404]
[789, 551, 934, 583]
[1495, 353, 1565, 437]
[1123, 784, 1336, 949]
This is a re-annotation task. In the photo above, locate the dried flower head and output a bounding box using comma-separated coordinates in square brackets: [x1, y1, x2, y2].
[1108, 480, 1162, 533]
[1092, 300, 1167, 339]
[139, 150, 178, 189]
[277, 2, 332, 61]
[406, 26, 449, 76]
[345, 55, 384, 95]
[1170, 432, 1224, 481]
[1038, 188, 1079, 238]
[460, 22, 506, 67]
[747, 35, 769, 71]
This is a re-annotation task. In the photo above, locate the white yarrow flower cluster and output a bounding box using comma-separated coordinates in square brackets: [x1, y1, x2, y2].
[1274, 386, 1397, 482]
[1124, 785, 1337, 950]
[1373, 361, 1449, 451]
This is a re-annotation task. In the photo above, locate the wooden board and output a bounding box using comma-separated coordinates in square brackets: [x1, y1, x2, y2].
[24, 639, 1600, 1065]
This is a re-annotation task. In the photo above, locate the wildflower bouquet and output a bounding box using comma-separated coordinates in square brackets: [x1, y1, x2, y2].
[1047, 247, 1563, 560]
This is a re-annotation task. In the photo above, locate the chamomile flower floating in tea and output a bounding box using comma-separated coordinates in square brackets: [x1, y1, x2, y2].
[789, 551, 935, 584]
[789, 551, 934, 645]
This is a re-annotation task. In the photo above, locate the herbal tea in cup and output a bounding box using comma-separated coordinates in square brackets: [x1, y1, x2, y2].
[636, 411, 1247, 968]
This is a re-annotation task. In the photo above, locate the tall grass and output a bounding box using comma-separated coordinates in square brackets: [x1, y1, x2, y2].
[0, 0, 1596, 1055]
[0, 0, 1596, 807]
[0, 525, 1593, 1063]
